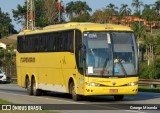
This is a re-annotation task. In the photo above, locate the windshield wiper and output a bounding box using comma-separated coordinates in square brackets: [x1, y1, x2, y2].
[100, 57, 109, 76]
[115, 58, 127, 76]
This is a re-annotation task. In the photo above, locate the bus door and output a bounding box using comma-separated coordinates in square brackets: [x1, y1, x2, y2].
[74, 30, 84, 94]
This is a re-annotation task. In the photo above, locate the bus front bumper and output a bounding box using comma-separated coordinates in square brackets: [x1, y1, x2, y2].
[84, 85, 138, 96]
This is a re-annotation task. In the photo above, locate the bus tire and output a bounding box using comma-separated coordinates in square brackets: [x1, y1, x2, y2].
[41, 90, 47, 96]
[114, 95, 124, 101]
[70, 82, 81, 101]
[26, 78, 33, 95]
[32, 78, 42, 96]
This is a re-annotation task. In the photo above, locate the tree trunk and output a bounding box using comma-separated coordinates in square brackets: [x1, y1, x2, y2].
[147, 46, 150, 66]
[151, 45, 154, 61]
[137, 38, 140, 58]
[150, 21, 152, 34]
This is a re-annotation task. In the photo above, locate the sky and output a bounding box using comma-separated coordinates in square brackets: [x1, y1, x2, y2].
[0, 0, 158, 31]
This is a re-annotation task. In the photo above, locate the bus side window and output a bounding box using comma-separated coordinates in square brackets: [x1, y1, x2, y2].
[68, 31, 74, 52]
[17, 36, 24, 53]
[75, 30, 83, 74]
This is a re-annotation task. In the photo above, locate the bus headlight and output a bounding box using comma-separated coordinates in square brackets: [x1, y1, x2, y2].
[127, 82, 138, 86]
[86, 82, 100, 87]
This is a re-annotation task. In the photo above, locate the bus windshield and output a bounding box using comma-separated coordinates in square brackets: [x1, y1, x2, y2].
[84, 31, 138, 77]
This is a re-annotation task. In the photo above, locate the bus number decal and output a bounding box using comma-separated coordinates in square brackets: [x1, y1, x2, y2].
[20, 57, 35, 63]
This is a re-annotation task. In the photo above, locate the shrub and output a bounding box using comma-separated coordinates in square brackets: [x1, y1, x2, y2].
[139, 59, 160, 79]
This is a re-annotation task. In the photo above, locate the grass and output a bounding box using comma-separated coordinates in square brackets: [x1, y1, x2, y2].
[0, 99, 58, 113]
[0, 110, 57, 113]
[0, 36, 17, 48]
[0, 99, 13, 104]
[0, 111, 56, 113]
[139, 85, 160, 93]
[0, 37, 16, 45]
[9, 80, 17, 84]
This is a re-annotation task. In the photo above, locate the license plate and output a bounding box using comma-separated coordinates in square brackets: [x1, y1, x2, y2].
[110, 89, 118, 93]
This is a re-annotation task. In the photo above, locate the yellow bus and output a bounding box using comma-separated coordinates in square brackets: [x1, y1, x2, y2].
[16, 22, 138, 101]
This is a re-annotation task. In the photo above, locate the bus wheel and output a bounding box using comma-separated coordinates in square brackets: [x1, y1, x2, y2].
[114, 95, 124, 101]
[32, 78, 42, 96]
[70, 82, 81, 101]
[26, 78, 33, 95]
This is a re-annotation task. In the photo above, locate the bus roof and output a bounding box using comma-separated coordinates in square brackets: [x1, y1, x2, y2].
[18, 22, 133, 35]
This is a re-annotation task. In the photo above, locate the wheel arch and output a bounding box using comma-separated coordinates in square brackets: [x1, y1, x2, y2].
[24, 74, 29, 88]
[68, 77, 74, 93]
[31, 74, 39, 89]
[31, 74, 38, 83]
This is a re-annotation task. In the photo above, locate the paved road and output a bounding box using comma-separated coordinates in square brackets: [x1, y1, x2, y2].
[0, 84, 159, 113]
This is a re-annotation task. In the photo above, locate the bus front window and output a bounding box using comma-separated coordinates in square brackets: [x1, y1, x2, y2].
[84, 31, 138, 77]
[84, 32, 113, 76]
[112, 32, 138, 76]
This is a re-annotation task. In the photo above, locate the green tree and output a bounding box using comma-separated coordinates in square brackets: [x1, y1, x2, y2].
[143, 4, 153, 10]
[66, 1, 92, 21]
[91, 9, 105, 23]
[154, 35, 160, 57]
[132, 0, 143, 19]
[74, 1, 92, 16]
[142, 8, 158, 34]
[106, 3, 118, 23]
[91, 9, 111, 24]
[153, 0, 160, 26]
[132, 0, 143, 58]
[120, 4, 131, 16]
[0, 48, 8, 66]
[0, 46, 16, 66]
[153, 0, 160, 14]
[120, 4, 131, 25]
[0, 8, 16, 37]
[131, 21, 146, 59]
[70, 13, 90, 22]
[131, 0, 143, 12]
[12, 3, 27, 26]
[12, 0, 64, 28]
[65, 1, 74, 19]
[106, 3, 118, 13]
[139, 59, 160, 79]
[143, 34, 155, 65]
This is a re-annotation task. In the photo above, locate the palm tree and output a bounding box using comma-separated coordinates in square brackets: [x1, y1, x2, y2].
[153, 0, 160, 27]
[132, 0, 143, 19]
[106, 3, 118, 23]
[132, 21, 146, 59]
[74, 1, 92, 16]
[120, 4, 131, 15]
[142, 7, 158, 34]
[106, 3, 118, 12]
[132, 0, 143, 58]
[143, 4, 153, 10]
[120, 4, 131, 25]
[131, 0, 143, 12]
[66, 1, 92, 21]
[65, 1, 74, 19]
[153, 0, 160, 14]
